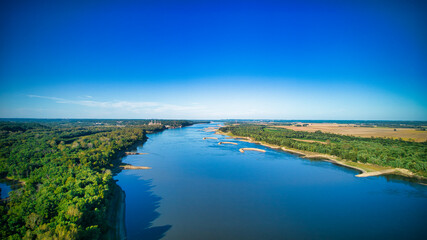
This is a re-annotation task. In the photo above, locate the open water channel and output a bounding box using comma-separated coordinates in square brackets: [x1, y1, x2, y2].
[115, 123, 427, 240]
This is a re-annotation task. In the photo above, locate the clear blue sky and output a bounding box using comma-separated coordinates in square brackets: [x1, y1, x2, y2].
[1, 0, 426, 120]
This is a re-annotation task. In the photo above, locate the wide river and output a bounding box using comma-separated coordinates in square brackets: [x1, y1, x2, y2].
[115, 123, 427, 240]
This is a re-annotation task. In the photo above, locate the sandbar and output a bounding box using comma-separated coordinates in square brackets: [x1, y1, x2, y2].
[218, 142, 238, 145]
[203, 137, 218, 140]
[239, 148, 266, 153]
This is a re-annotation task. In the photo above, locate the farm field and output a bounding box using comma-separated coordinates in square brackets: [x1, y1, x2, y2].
[274, 123, 427, 142]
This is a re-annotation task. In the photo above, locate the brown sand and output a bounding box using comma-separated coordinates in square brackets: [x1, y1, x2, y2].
[218, 142, 238, 145]
[239, 148, 266, 153]
[120, 165, 151, 170]
[203, 137, 218, 140]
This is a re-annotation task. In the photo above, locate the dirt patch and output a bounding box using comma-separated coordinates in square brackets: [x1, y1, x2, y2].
[292, 138, 327, 144]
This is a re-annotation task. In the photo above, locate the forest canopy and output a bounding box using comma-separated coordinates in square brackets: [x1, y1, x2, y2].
[0, 119, 195, 239]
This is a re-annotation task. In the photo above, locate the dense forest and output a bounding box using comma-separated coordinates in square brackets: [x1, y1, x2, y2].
[0, 119, 194, 239]
[220, 124, 427, 177]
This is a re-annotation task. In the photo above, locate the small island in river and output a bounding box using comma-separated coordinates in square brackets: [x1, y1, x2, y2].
[239, 148, 266, 153]
[218, 141, 238, 145]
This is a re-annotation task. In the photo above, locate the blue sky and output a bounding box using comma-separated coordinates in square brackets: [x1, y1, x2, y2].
[1, 0, 426, 120]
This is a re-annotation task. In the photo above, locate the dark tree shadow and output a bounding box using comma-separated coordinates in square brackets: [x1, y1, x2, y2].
[122, 178, 171, 240]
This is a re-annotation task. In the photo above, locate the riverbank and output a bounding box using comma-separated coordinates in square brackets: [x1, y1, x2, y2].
[107, 136, 149, 239]
[108, 124, 183, 238]
[125, 152, 148, 155]
[216, 130, 425, 181]
[104, 184, 126, 240]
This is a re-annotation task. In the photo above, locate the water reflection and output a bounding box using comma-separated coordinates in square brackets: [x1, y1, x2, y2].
[0, 179, 16, 199]
[384, 174, 427, 185]
[117, 175, 171, 240]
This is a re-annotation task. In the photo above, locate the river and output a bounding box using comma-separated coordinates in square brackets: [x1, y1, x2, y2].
[115, 123, 427, 240]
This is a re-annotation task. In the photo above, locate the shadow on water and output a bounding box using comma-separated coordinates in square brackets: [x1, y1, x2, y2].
[383, 174, 427, 186]
[125, 178, 171, 240]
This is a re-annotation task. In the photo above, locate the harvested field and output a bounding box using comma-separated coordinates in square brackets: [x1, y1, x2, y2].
[292, 138, 327, 144]
[275, 123, 427, 142]
[239, 148, 266, 153]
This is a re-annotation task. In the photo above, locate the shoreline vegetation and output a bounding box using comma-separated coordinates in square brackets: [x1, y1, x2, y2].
[0, 119, 197, 239]
[216, 129, 426, 181]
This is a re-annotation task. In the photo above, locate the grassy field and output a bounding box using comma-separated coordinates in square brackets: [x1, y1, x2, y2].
[274, 123, 427, 142]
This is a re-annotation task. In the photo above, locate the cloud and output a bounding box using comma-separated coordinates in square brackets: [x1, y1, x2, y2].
[27, 94, 204, 114]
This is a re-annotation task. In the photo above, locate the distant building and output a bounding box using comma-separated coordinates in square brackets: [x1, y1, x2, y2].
[148, 120, 162, 125]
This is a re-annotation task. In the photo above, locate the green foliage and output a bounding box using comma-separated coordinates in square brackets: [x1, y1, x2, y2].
[221, 124, 427, 177]
[0, 120, 188, 239]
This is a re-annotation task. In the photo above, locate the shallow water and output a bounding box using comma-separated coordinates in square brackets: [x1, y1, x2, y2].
[0, 182, 12, 199]
[115, 123, 427, 240]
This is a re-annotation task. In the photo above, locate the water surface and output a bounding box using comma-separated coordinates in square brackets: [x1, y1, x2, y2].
[115, 123, 427, 240]
[0, 182, 12, 199]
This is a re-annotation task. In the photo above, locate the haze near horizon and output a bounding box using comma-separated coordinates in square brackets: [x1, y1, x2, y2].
[1, 0, 426, 120]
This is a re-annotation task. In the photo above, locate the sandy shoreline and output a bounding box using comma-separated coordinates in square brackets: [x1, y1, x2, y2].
[120, 164, 151, 170]
[216, 131, 424, 180]
[239, 148, 266, 153]
[125, 152, 148, 155]
[218, 141, 238, 145]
